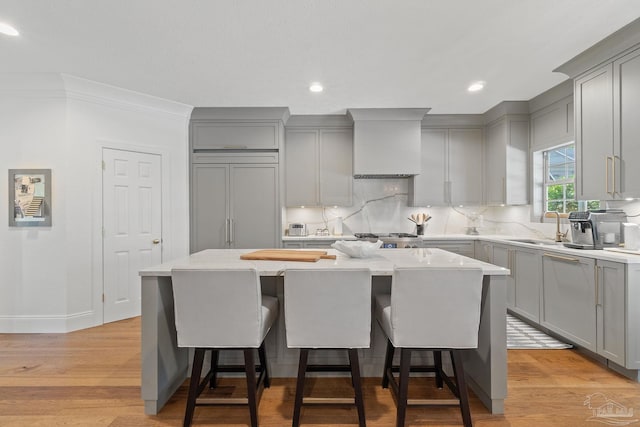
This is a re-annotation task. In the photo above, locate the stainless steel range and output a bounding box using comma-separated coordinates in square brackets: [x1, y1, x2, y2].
[354, 232, 421, 249]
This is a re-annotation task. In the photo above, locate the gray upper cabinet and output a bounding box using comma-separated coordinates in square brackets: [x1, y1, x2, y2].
[484, 116, 529, 205]
[409, 127, 482, 206]
[569, 36, 640, 200]
[285, 118, 353, 207]
[575, 64, 615, 200]
[190, 107, 290, 150]
[530, 95, 574, 151]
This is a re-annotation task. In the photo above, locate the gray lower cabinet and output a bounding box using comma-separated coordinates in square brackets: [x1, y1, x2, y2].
[421, 240, 474, 257]
[283, 240, 337, 249]
[191, 163, 279, 252]
[542, 252, 596, 351]
[491, 245, 513, 308]
[596, 260, 625, 366]
[512, 247, 542, 323]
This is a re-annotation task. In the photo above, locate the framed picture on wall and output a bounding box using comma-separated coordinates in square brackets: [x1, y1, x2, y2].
[8, 169, 52, 227]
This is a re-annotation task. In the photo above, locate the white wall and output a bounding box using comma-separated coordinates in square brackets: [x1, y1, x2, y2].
[0, 73, 192, 332]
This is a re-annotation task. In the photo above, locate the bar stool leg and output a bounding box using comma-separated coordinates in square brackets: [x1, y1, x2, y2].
[244, 349, 259, 427]
[397, 348, 412, 427]
[209, 349, 219, 389]
[185, 348, 206, 427]
[292, 349, 309, 427]
[434, 350, 444, 389]
[451, 350, 472, 427]
[382, 339, 394, 388]
[348, 349, 366, 427]
[258, 342, 270, 388]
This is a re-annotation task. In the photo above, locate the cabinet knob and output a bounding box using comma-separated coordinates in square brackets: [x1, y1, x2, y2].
[152, 239, 161, 244]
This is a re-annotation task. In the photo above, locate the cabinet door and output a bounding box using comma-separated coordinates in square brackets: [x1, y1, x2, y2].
[542, 253, 596, 350]
[484, 120, 507, 205]
[505, 119, 529, 205]
[473, 241, 493, 263]
[191, 122, 280, 150]
[409, 129, 447, 206]
[449, 129, 483, 205]
[575, 64, 614, 200]
[596, 260, 625, 365]
[285, 130, 318, 206]
[513, 248, 542, 323]
[191, 164, 229, 252]
[319, 129, 353, 206]
[492, 245, 514, 308]
[230, 164, 279, 249]
[614, 48, 640, 198]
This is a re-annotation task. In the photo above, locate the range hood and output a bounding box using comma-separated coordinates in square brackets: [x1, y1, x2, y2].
[347, 108, 430, 178]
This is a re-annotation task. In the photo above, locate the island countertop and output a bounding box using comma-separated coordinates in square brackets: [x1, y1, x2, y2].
[140, 247, 509, 417]
[139, 247, 510, 277]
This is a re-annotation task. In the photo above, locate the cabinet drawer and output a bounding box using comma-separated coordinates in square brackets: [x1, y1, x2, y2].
[422, 240, 474, 257]
[191, 122, 280, 150]
[192, 152, 279, 164]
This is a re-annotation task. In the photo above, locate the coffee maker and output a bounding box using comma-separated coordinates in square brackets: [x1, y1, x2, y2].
[564, 209, 627, 249]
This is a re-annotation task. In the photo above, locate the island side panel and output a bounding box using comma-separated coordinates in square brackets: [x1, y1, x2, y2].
[141, 275, 189, 415]
[463, 274, 507, 414]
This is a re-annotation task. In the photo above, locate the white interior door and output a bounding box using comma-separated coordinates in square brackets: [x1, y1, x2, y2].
[103, 148, 162, 323]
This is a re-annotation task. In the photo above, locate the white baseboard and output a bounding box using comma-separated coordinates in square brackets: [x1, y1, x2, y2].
[0, 310, 97, 333]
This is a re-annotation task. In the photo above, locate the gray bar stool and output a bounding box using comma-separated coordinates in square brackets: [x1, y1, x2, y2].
[171, 266, 279, 427]
[284, 268, 372, 427]
[375, 267, 483, 427]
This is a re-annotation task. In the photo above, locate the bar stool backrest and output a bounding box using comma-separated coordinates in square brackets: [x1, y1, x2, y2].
[284, 268, 372, 349]
[171, 267, 264, 348]
[390, 267, 483, 349]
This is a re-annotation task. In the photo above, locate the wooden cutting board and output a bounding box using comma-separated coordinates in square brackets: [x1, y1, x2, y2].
[240, 249, 337, 262]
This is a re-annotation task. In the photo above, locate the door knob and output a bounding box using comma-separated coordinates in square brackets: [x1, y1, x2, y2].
[152, 239, 161, 244]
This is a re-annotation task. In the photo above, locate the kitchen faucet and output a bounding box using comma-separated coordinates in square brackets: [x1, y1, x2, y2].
[546, 211, 568, 242]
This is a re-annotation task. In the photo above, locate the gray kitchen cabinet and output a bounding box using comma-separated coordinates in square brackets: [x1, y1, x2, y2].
[190, 107, 289, 150]
[191, 162, 279, 252]
[542, 252, 596, 351]
[474, 240, 493, 263]
[575, 47, 640, 200]
[283, 240, 336, 249]
[420, 240, 474, 258]
[409, 128, 482, 207]
[530, 95, 574, 151]
[596, 259, 625, 366]
[484, 116, 529, 205]
[512, 247, 542, 323]
[285, 127, 353, 207]
[492, 245, 514, 309]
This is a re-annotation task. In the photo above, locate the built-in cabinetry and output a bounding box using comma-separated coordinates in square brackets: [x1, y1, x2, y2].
[575, 48, 640, 200]
[189, 108, 289, 252]
[409, 127, 483, 206]
[596, 259, 626, 366]
[541, 252, 597, 351]
[284, 116, 353, 207]
[282, 239, 339, 249]
[421, 239, 474, 258]
[191, 157, 279, 252]
[484, 114, 529, 205]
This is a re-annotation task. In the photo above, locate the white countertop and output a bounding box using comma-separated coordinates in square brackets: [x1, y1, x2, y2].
[139, 248, 509, 277]
[281, 233, 640, 264]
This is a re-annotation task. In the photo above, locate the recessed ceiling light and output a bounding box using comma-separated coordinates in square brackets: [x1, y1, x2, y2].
[467, 81, 485, 92]
[0, 22, 19, 37]
[309, 83, 323, 93]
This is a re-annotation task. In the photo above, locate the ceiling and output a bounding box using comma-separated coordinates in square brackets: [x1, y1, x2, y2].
[2, 0, 640, 115]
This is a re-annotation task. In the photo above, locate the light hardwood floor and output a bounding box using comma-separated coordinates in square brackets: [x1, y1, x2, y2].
[1, 317, 640, 426]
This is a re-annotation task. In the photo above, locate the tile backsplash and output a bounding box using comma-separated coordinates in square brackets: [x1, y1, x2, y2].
[284, 179, 640, 240]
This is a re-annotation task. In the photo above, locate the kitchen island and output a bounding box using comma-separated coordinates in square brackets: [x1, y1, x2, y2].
[139, 248, 509, 415]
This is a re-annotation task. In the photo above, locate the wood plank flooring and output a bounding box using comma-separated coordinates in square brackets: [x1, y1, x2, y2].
[2, 317, 640, 426]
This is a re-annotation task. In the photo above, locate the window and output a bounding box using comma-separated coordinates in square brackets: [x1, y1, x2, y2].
[543, 143, 599, 213]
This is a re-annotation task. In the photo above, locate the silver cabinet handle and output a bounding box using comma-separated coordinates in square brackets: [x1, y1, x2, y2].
[543, 252, 580, 263]
[229, 218, 234, 243]
[225, 218, 229, 244]
[595, 265, 600, 306]
[606, 156, 613, 195]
